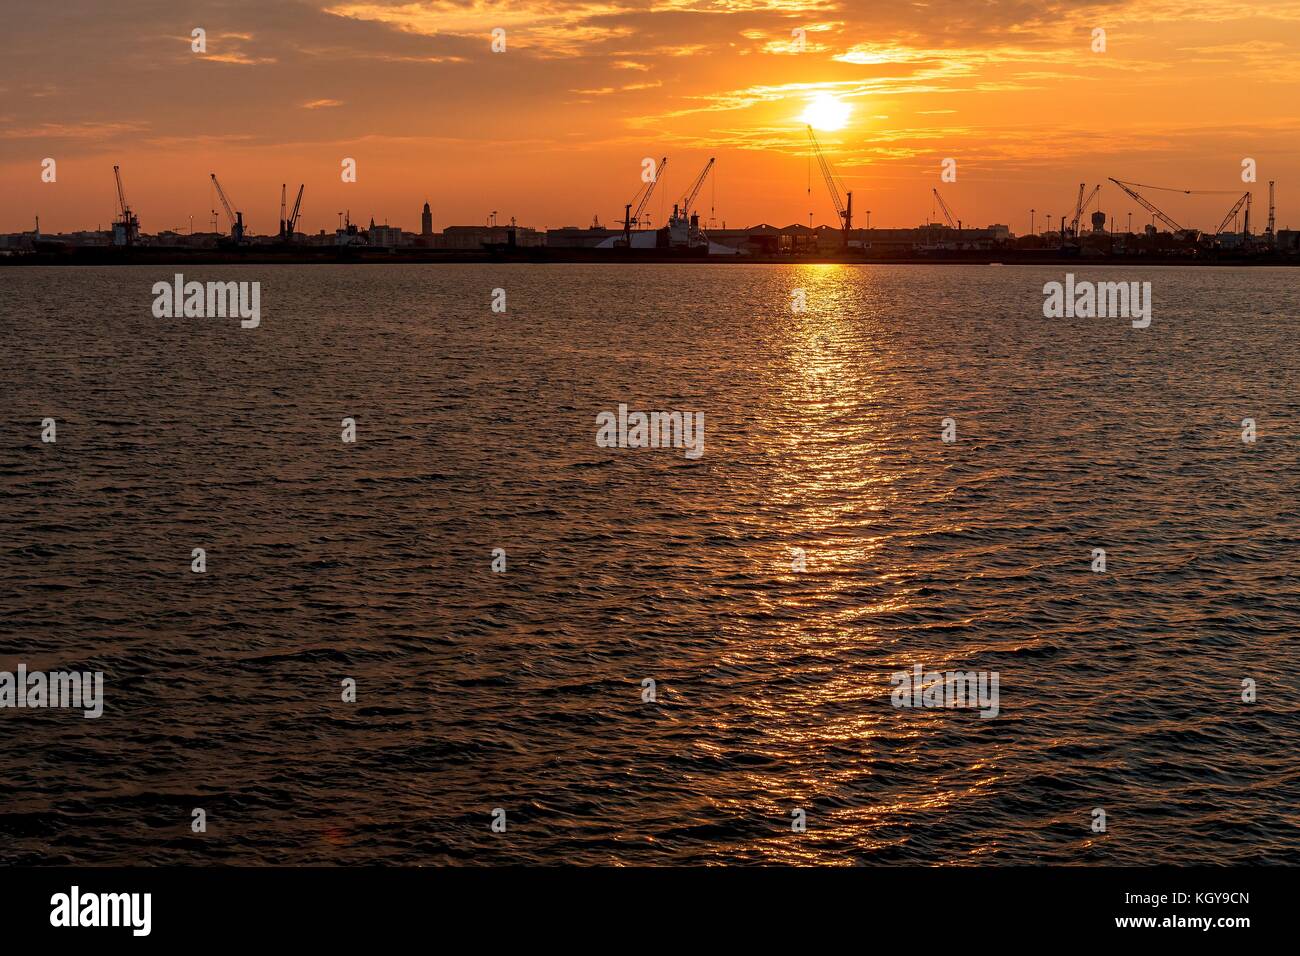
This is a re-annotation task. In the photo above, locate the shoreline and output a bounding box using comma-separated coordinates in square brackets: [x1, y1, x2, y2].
[2, 247, 1296, 267]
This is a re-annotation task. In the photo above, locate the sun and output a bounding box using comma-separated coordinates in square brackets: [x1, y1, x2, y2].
[800, 92, 852, 131]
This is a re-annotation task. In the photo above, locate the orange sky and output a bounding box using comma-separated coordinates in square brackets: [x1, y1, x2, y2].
[4, 0, 1300, 235]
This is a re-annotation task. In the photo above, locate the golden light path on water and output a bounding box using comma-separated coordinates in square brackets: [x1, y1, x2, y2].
[680, 265, 1003, 864]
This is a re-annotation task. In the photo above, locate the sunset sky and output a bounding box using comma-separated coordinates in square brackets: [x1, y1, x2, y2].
[4, 0, 1300, 235]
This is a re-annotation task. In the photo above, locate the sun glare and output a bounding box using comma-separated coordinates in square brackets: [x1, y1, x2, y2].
[801, 93, 851, 131]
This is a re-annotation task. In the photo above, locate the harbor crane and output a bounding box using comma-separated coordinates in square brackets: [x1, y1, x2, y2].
[280, 183, 305, 241]
[1108, 178, 1187, 236]
[1066, 183, 1101, 238]
[112, 165, 140, 246]
[1109, 178, 1245, 240]
[808, 125, 852, 248]
[1213, 191, 1252, 238]
[675, 157, 715, 225]
[114, 165, 129, 225]
[932, 187, 958, 229]
[619, 156, 668, 247]
[210, 172, 245, 243]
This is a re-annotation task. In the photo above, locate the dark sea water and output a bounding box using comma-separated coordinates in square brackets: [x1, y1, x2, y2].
[1, 263, 1297, 865]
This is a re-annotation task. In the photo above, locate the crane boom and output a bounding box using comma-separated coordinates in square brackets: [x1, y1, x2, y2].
[209, 173, 246, 242]
[1213, 192, 1250, 235]
[1109, 178, 1185, 233]
[288, 184, 304, 235]
[631, 158, 667, 224]
[932, 188, 956, 228]
[678, 158, 715, 219]
[1067, 183, 1084, 235]
[210, 173, 236, 224]
[807, 125, 853, 246]
[621, 156, 668, 245]
[110, 164, 141, 246]
[113, 165, 128, 217]
[1069, 184, 1100, 236]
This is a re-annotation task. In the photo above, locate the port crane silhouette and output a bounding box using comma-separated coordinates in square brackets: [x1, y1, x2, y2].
[280, 183, 305, 241]
[1110, 178, 1253, 241]
[619, 156, 668, 247]
[807, 125, 852, 248]
[112, 164, 139, 246]
[1212, 192, 1252, 237]
[210, 173, 245, 243]
[932, 187, 958, 230]
[676, 157, 715, 224]
[1109, 178, 1186, 234]
[1066, 183, 1101, 238]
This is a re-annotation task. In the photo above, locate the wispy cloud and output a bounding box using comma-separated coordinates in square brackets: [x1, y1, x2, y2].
[325, 1, 635, 54]
[205, 52, 278, 65]
[1, 120, 150, 139]
[572, 80, 663, 95]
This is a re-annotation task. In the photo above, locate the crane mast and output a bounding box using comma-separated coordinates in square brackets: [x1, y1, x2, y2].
[807, 125, 852, 248]
[1267, 181, 1276, 241]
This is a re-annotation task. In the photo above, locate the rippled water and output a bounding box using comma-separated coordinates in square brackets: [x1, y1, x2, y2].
[1, 263, 1297, 865]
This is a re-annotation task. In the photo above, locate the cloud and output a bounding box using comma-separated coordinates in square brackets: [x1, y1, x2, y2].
[0, 120, 150, 140]
[205, 52, 279, 65]
[191, 31, 278, 65]
[325, 1, 635, 54]
[572, 80, 664, 95]
[3, 0, 1300, 232]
